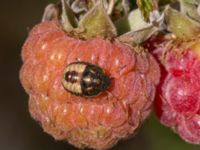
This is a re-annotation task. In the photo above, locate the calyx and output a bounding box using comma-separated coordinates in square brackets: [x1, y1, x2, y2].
[42, 0, 160, 45]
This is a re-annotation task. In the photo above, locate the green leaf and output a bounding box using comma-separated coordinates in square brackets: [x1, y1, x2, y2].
[137, 0, 158, 22]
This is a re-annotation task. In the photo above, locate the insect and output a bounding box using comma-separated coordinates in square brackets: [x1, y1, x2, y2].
[62, 62, 110, 97]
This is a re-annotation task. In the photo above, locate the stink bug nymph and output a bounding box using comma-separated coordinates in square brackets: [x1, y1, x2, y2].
[62, 62, 110, 97]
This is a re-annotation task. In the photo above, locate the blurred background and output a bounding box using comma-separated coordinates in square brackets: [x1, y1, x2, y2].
[1, 0, 200, 150]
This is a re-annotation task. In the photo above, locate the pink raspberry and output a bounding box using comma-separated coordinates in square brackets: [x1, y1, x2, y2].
[145, 33, 200, 144]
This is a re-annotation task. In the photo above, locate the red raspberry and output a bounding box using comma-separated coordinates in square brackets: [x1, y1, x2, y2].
[135, 0, 200, 144]
[144, 32, 200, 144]
[20, 1, 160, 149]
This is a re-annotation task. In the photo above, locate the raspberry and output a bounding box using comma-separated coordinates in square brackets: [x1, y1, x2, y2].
[20, 1, 160, 149]
[140, 0, 200, 142]
[144, 30, 200, 145]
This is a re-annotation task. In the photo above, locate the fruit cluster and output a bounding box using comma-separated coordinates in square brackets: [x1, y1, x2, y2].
[19, 0, 200, 149]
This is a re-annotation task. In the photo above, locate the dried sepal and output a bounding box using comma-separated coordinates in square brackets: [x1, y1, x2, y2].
[59, 0, 78, 32]
[71, 0, 88, 14]
[122, 0, 131, 14]
[165, 6, 200, 40]
[117, 25, 158, 45]
[179, 0, 200, 22]
[42, 4, 59, 22]
[78, 1, 117, 39]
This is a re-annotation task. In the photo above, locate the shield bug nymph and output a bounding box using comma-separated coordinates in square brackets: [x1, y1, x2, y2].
[62, 62, 110, 97]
